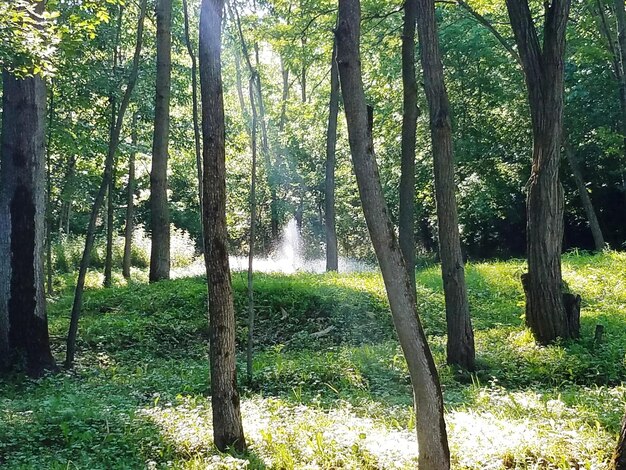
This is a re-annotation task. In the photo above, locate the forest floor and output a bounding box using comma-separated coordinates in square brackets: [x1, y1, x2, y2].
[1, 252, 625, 469]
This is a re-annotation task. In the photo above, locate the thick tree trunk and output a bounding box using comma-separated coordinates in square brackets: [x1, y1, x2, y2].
[415, 0, 475, 370]
[199, 0, 247, 452]
[0, 70, 56, 377]
[46, 86, 55, 296]
[506, 0, 573, 344]
[123, 114, 138, 279]
[400, 0, 419, 288]
[149, 0, 172, 282]
[325, 38, 340, 272]
[613, 412, 626, 470]
[336, 2, 450, 468]
[246, 77, 258, 383]
[66, 0, 147, 368]
[182, 0, 204, 241]
[564, 143, 606, 251]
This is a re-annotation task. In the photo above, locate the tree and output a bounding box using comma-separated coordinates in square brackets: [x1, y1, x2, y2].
[66, 0, 148, 368]
[506, 0, 575, 343]
[336, 0, 450, 467]
[149, 0, 173, 282]
[325, 37, 340, 272]
[123, 112, 139, 279]
[400, 0, 419, 288]
[613, 412, 626, 469]
[0, 68, 57, 377]
[199, 0, 247, 452]
[415, 0, 475, 369]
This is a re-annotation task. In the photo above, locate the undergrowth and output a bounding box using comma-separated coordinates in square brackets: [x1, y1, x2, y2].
[0, 251, 624, 468]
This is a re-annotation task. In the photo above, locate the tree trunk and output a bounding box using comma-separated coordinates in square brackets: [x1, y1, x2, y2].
[123, 113, 138, 279]
[46, 86, 55, 296]
[149, 0, 172, 282]
[612, 412, 626, 470]
[325, 38, 340, 272]
[336, 2, 450, 468]
[400, 0, 419, 288]
[199, 0, 247, 452]
[564, 143, 606, 251]
[0, 69, 56, 377]
[246, 77, 258, 383]
[415, 0, 475, 370]
[66, 0, 147, 368]
[182, 0, 204, 243]
[506, 0, 573, 344]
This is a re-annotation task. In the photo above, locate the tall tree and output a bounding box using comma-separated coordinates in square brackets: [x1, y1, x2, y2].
[336, 0, 450, 467]
[415, 0, 475, 369]
[66, 0, 148, 368]
[199, 0, 247, 452]
[399, 0, 419, 288]
[325, 37, 340, 272]
[149, 0, 173, 282]
[0, 67, 56, 377]
[506, 0, 574, 343]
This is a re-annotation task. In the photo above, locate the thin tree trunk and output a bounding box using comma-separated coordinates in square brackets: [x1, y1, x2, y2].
[564, 143, 606, 251]
[335, 2, 450, 467]
[66, 0, 147, 368]
[415, 0, 475, 369]
[400, 0, 419, 288]
[506, 0, 573, 344]
[123, 113, 138, 279]
[0, 68, 57, 377]
[199, 0, 247, 452]
[182, 0, 204, 241]
[325, 38, 340, 272]
[301, 37, 307, 103]
[246, 77, 258, 383]
[149, 0, 172, 282]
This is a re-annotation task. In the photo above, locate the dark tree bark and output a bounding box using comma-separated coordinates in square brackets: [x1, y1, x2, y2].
[0, 68, 56, 376]
[123, 113, 139, 279]
[66, 0, 147, 368]
[400, 0, 419, 288]
[415, 0, 475, 369]
[506, 0, 573, 344]
[336, 1, 450, 467]
[149, 0, 172, 282]
[199, 0, 247, 452]
[182, 0, 204, 238]
[613, 412, 626, 470]
[564, 143, 606, 252]
[246, 77, 258, 384]
[325, 38, 340, 272]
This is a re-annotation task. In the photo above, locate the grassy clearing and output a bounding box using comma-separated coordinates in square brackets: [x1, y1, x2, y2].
[1, 252, 625, 468]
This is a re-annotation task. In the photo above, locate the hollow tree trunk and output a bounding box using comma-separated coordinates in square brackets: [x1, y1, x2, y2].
[199, 0, 247, 452]
[336, 1, 450, 467]
[0, 69, 56, 377]
[506, 0, 573, 344]
[415, 0, 475, 369]
[325, 38, 340, 272]
[564, 143, 606, 251]
[66, 0, 147, 368]
[149, 0, 172, 282]
[400, 0, 419, 288]
[123, 113, 138, 279]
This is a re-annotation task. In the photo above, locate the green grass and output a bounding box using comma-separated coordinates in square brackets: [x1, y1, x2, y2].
[1, 252, 625, 468]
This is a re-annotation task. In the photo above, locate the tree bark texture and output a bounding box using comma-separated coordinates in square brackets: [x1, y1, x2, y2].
[335, 1, 450, 467]
[415, 0, 475, 369]
[123, 113, 139, 279]
[325, 38, 340, 272]
[199, 0, 247, 452]
[564, 143, 606, 251]
[400, 0, 419, 288]
[506, 0, 573, 344]
[0, 70, 56, 376]
[66, 0, 147, 368]
[149, 0, 172, 282]
[612, 411, 626, 470]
